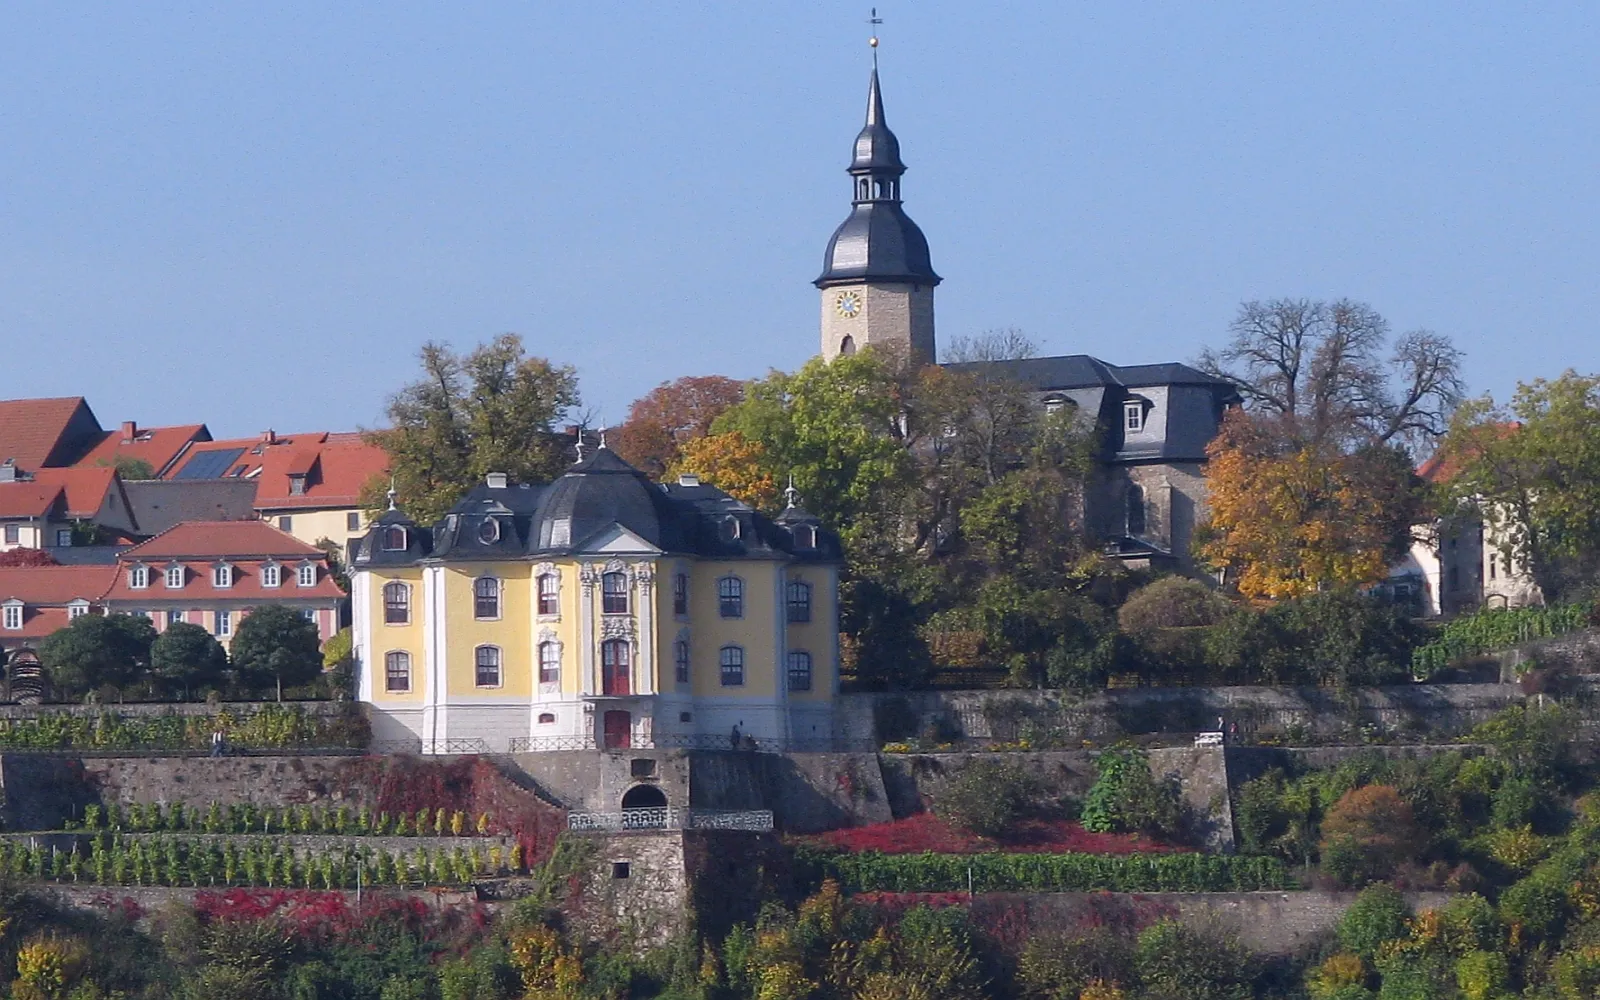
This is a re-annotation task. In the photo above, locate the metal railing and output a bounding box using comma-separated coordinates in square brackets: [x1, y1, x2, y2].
[367, 738, 489, 756]
[507, 734, 873, 754]
[566, 808, 774, 833]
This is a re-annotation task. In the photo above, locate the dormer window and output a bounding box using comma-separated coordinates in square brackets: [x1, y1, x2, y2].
[1124, 400, 1146, 433]
[477, 518, 500, 545]
[381, 526, 407, 552]
[2, 601, 21, 631]
[129, 565, 149, 590]
[296, 563, 317, 588]
[261, 563, 281, 588]
[213, 564, 233, 589]
[792, 524, 817, 550]
[164, 566, 185, 589]
[720, 516, 741, 542]
[288, 474, 307, 496]
[68, 600, 89, 620]
[1044, 394, 1070, 415]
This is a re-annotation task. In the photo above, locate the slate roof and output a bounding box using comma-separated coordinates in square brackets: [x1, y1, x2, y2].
[943, 356, 1232, 391]
[352, 450, 842, 567]
[122, 480, 260, 537]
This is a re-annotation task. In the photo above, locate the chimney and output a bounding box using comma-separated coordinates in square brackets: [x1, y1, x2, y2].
[677, 473, 701, 487]
[486, 472, 509, 490]
[261, 429, 277, 445]
[120, 421, 138, 443]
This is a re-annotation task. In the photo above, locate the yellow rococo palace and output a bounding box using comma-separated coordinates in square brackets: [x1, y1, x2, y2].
[349, 448, 840, 753]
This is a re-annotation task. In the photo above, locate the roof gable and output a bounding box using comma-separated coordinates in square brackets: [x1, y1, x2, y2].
[120, 520, 323, 559]
[0, 397, 102, 471]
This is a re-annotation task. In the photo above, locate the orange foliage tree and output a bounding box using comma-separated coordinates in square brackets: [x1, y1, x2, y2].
[0, 548, 59, 568]
[1198, 410, 1424, 601]
[667, 431, 780, 510]
[612, 375, 746, 478]
[1319, 784, 1424, 886]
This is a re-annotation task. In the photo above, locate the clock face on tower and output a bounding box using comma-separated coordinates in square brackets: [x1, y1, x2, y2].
[834, 290, 862, 319]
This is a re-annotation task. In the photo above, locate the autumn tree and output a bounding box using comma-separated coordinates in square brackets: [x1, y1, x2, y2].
[666, 431, 779, 510]
[1199, 298, 1465, 450]
[0, 548, 58, 567]
[362, 334, 581, 524]
[612, 374, 746, 478]
[1198, 409, 1426, 600]
[1440, 371, 1600, 604]
[1319, 784, 1424, 886]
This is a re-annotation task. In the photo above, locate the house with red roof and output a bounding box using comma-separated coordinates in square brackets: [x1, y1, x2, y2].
[73, 421, 212, 479]
[104, 521, 345, 650]
[0, 466, 137, 551]
[0, 565, 119, 657]
[163, 430, 388, 549]
[1385, 428, 1542, 616]
[0, 398, 104, 473]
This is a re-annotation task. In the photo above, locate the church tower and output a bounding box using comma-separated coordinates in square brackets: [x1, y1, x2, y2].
[815, 66, 940, 363]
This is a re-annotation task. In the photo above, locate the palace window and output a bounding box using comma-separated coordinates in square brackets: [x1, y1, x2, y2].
[602, 572, 629, 614]
[129, 565, 149, 589]
[68, 602, 88, 620]
[215, 610, 231, 637]
[381, 526, 407, 551]
[165, 566, 184, 589]
[786, 580, 812, 623]
[383, 582, 410, 624]
[168, 610, 184, 627]
[385, 651, 411, 693]
[347, 512, 362, 533]
[474, 577, 501, 619]
[475, 645, 502, 688]
[787, 651, 813, 692]
[296, 564, 316, 587]
[673, 572, 688, 616]
[213, 564, 233, 588]
[538, 641, 560, 684]
[261, 563, 281, 588]
[674, 637, 690, 683]
[2, 604, 20, 630]
[1124, 400, 1145, 433]
[601, 639, 631, 695]
[719, 645, 745, 687]
[718, 576, 743, 619]
[537, 573, 560, 615]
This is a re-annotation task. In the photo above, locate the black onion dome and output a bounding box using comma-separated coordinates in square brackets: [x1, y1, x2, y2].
[816, 203, 939, 287]
[530, 448, 683, 552]
[852, 69, 903, 173]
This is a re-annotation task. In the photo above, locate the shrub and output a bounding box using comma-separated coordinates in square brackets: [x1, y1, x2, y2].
[1133, 919, 1255, 1000]
[1320, 786, 1422, 887]
[1453, 950, 1508, 1000]
[1118, 577, 1232, 633]
[1307, 953, 1367, 1000]
[1081, 748, 1181, 840]
[1337, 885, 1411, 961]
[933, 759, 1037, 837]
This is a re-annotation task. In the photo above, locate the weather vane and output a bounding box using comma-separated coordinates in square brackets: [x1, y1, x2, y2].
[868, 7, 882, 66]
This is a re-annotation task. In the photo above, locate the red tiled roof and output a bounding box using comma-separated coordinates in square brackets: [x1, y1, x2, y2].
[75, 423, 210, 478]
[253, 437, 389, 510]
[0, 566, 117, 604]
[120, 520, 326, 559]
[102, 558, 343, 602]
[31, 467, 118, 518]
[0, 482, 65, 519]
[162, 430, 329, 482]
[0, 397, 97, 471]
[4, 606, 71, 641]
[1417, 422, 1521, 484]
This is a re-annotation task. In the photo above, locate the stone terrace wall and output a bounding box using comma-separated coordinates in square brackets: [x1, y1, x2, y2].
[841, 684, 1528, 745]
[970, 890, 1456, 956]
[0, 701, 348, 720]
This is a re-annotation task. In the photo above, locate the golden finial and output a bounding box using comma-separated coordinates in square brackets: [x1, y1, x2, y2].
[869, 8, 882, 63]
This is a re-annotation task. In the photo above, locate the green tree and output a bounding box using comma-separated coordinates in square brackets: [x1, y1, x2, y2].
[1442, 371, 1600, 603]
[363, 334, 582, 524]
[149, 623, 228, 700]
[1133, 920, 1254, 1000]
[229, 605, 324, 701]
[36, 613, 156, 698]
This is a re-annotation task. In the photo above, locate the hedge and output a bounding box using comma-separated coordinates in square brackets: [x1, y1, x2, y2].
[1412, 604, 1591, 678]
[77, 801, 503, 838]
[0, 705, 368, 751]
[799, 848, 1291, 893]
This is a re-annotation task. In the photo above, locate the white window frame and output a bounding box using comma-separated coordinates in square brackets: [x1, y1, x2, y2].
[719, 645, 745, 687]
[1124, 400, 1145, 433]
[473, 576, 502, 620]
[213, 564, 233, 589]
[129, 565, 149, 590]
[261, 563, 281, 588]
[601, 571, 629, 615]
[67, 601, 89, 620]
[164, 566, 184, 589]
[383, 581, 410, 625]
[538, 640, 561, 684]
[296, 563, 316, 588]
[718, 576, 744, 619]
[167, 609, 184, 627]
[474, 644, 503, 688]
[1, 602, 21, 631]
[384, 651, 411, 693]
[215, 610, 232, 637]
[537, 572, 560, 617]
[381, 525, 407, 551]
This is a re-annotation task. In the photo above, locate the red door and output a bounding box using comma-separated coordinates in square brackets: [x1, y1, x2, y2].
[603, 711, 632, 750]
[601, 640, 631, 696]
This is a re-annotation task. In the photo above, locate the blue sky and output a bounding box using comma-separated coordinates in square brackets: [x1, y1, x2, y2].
[1, 3, 1595, 440]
